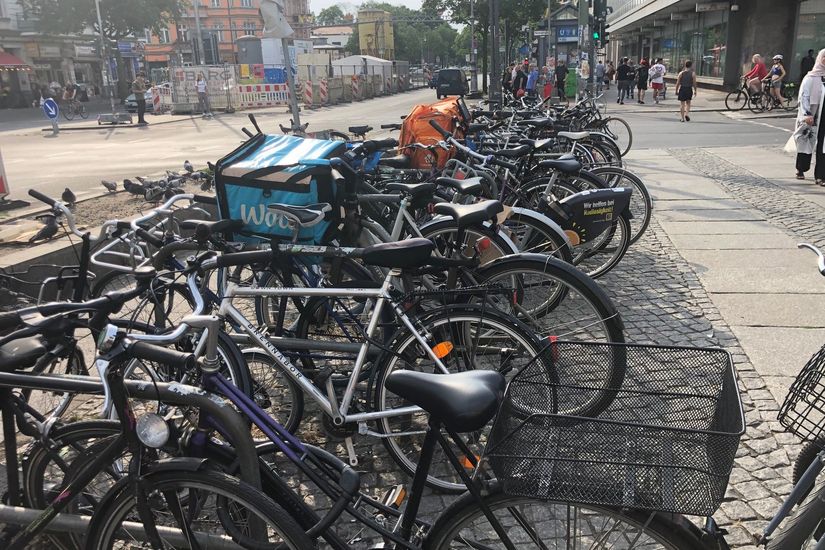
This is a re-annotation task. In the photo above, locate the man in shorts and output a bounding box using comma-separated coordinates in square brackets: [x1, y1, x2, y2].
[649, 58, 666, 104]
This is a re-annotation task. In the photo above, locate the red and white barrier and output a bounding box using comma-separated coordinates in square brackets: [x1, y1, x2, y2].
[397, 75, 406, 92]
[237, 83, 290, 108]
[304, 80, 314, 108]
[386, 77, 393, 95]
[351, 75, 360, 101]
[319, 78, 328, 106]
[150, 86, 172, 114]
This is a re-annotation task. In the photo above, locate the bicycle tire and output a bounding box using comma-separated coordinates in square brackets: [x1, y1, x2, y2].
[328, 130, 351, 142]
[417, 220, 518, 267]
[62, 105, 75, 121]
[498, 210, 575, 263]
[766, 477, 825, 549]
[725, 89, 748, 111]
[509, 170, 606, 208]
[425, 482, 706, 550]
[85, 469, 313, 549]
[590, 165, 653, 245]
[91, 270, 194, 330]
[748, 93, 766, 114]
[241, 348, 305, 434]
[79, 104, 89, 119]
[372, 305, 546, 493]
[598, 117, 633, 157]
[792, 439, 825, 502]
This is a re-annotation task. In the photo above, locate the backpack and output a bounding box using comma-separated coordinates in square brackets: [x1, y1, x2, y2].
[398, 98, 466, 170]
[214, 134, 347, 244]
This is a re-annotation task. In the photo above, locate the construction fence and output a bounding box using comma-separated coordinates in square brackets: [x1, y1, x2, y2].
[150, 62, 425, 115]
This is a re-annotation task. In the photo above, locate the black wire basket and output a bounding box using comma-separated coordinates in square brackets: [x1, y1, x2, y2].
[779, 343, 825, 443]
[484, 341, 745, 516]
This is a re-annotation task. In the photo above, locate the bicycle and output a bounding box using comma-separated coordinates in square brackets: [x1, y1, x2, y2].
[62, 99, 88, 121]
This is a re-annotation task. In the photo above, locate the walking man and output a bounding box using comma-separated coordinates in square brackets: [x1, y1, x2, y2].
[595, 60, 605, 94]
[801, 49, 816, 81]
[649, 58, 666, 104]
[616, 58, 631, 104]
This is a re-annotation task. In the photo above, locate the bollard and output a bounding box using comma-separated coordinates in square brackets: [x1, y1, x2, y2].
[319, 78, 328, 106]
[351, 75, 360, 101]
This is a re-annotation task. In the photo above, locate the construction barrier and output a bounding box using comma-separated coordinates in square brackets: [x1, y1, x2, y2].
[304, 80, 314, 108]
[351, 75, 360, 101]
[397, 74, 406, 92]
[319, 78, 328, 106]
[151, 86, 173, 114]
[237, 83, 290, 108]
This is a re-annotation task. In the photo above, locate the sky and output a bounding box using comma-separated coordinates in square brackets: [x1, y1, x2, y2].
[310, 0, 424, 16]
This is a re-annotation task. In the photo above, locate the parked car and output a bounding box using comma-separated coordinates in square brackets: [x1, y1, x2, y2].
[125, 90, 153, 112]
[435, 68, 469, 99]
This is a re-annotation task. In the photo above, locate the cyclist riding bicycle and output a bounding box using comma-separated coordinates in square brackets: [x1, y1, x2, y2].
[62, 82, 79, 110]
[745, 53, 768, 94]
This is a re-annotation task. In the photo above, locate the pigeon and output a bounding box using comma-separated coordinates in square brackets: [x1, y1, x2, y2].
[61, 187, 76, 207]
[101, 180, 118, 193]
[200, 178, 213, 192]
[29, 214, 59, 243]
[164, 187, 185, 200]
[183, 160, 194, 173]
[144, 186, 165, 202]
[123, 179, 146, 196]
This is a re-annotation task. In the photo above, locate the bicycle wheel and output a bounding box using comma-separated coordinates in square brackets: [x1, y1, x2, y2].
[725, 89, 747, 111]
[748, 92, 766, 114]
[426, 483, 706, 549]
[598, 117, 633, 157]
[766, 478, 825, 549]
[79, 104, 89, 119]
[372, 305, 546, 493]
[242, 348, 304, 434]
[498, 210, 575, 263]
[63, 104, 75, 121]
[21, 344, 87, 419]
[85, 469, 313, 549]
[590, 166, 653, 245]
[571, 211, 631, 279]
[783, 88, 799, 112]
[92, 270, 194, 330]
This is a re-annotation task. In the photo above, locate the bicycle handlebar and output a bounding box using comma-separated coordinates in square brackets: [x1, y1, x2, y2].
[28, 189, 56, 207]
[127, 340, 196, 370]
[799, 243, 825, 276]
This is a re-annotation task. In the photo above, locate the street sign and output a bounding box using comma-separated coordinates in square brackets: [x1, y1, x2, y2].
[534, 30, 548, 36]
[696, 2, 728, 12]
[42, 98, 59, 120]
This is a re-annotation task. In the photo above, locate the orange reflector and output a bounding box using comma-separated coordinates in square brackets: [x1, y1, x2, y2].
[392, 486, 407, 507]
[477, 237, 492, 251]
[432, 341, 454, 358]
[461, 454, 480, 469]
[548, 335, 560, 361]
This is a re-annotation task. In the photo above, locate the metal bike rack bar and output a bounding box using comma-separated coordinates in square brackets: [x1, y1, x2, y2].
[0, 505, 242, 548]
[0, 371, 262, 490]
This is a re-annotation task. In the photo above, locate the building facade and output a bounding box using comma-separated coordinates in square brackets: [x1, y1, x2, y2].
[357, 10, 395, 60]
[605, 0, 818, 88]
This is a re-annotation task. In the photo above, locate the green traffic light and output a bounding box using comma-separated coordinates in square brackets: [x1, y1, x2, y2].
[593, 31, 600, 39]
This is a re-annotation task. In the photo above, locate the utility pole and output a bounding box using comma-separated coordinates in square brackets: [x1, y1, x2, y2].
[193, 0, 205, 65]
[93, 0, 116, 114]
[282, 37, 302, 131]
[469, 0, 477, 93]
[577, 0, 594, 97]
[489, 0, 500, 101]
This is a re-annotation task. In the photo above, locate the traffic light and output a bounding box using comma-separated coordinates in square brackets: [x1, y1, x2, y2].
[593, 0, 608, 21]
[602, 25, 610, 45]
[593, 28, 600, 41]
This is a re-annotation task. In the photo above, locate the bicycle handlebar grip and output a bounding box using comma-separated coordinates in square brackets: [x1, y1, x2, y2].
[0, 311, 22, 332]
[128, 341, 196, 370]
[136, 227, 164, 249]
[380, 123, 402, 130]
[214, 249, 274, 269]
[193, 194, 217, 205]
[370, 138, 399, 151]
[428, 119, 451, 138]
[28, 189, 57, 207]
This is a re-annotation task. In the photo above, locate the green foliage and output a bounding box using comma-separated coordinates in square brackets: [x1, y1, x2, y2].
[316, 5, 345, 26]
[20, 0, 183, 39]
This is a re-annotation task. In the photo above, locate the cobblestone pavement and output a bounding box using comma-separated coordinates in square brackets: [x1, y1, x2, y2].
[3, 159, 805, 547]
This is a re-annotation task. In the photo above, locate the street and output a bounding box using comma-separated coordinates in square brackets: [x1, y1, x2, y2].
[0, 86, 815, 548]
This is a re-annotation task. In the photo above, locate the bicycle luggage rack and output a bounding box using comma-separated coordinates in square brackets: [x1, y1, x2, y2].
[0, 264, 95, 305]
[485, 341, 745, 516]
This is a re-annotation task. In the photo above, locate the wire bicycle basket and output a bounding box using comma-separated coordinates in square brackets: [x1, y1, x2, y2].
[485, 341, 744, 516]
[779, 342, 825, 443]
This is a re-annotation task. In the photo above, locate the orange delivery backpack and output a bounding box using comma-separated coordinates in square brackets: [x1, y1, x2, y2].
[398, 97, 467, 170]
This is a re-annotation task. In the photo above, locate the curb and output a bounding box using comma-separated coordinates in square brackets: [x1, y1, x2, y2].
[40, 114, 222, 132]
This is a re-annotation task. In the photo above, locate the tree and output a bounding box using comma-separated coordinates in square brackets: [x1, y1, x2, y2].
[21, 0, 184, 97]
[317, 5, 345, 26]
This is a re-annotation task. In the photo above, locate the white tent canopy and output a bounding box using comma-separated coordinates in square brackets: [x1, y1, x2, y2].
[332, 55, 393, 78]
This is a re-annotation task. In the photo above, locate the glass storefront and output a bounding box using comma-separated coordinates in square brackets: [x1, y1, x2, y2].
[793, 0, 825, 80]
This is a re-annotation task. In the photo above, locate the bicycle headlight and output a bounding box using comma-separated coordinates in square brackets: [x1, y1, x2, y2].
[136, 413, 170, 448]
[97, 324, 119, 353]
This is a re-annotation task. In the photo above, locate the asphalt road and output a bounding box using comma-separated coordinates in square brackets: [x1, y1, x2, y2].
[0, 87, 797, 204]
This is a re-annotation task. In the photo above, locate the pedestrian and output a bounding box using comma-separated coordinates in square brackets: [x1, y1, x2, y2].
[802, 49, 816, 82]
[605, 61, 615, 90]
[512, 63, 528, 96]
[767, 54, 787, 106]
[676, 60, 697, 122]
[131, 71, 148, 125]
[595, 59, 605, 94]
[649, 57, 666, 104]
[636, 59, 649, 104]
[196, 72, 212, 118]
[627, 59, 636, 99]
[555, 60, 569, 105]
[502, 62, 514, 92]
[526, 64, 539, 98]
[541, 67, 552, 99]
[794, 48, 825, 184]
[745, 54, 768, 94]
[616, 58, 631, 104]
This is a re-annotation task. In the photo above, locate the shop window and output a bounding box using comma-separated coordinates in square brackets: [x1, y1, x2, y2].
[240, 0, 252, 7]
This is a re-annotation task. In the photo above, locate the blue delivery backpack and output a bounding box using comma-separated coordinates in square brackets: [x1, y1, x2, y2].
[214, 134, 347, 244]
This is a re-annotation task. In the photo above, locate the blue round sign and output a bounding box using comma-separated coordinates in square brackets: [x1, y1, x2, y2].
[42, 98, 59, 120]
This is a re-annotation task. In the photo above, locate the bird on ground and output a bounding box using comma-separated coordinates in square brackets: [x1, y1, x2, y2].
[101, 180, 117, 192]
[200, 178, 213, 192]
[29, 214, 59, 243]
[144, 186, 165, 203]
[123, 179, 145, 196]
[164, 187, 185, 200]
[183, 160, 194, 173]
[61, 187, 76, 207]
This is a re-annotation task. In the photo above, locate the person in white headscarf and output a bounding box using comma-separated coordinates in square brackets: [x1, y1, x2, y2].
[796, 48, 825, 184]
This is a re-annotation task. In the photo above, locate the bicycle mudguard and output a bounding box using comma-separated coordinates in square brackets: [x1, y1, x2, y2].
[556, 187, 633, 244]
[504, 206, 573, 249]
[416, 218, 520, 256]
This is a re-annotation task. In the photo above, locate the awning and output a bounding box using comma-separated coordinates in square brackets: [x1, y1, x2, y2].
[0, 52, 31, 69]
